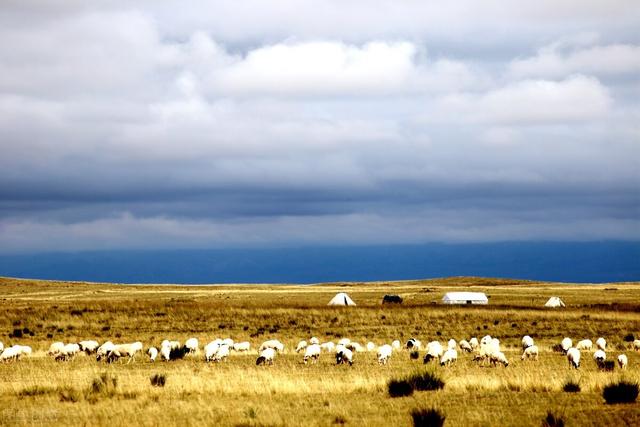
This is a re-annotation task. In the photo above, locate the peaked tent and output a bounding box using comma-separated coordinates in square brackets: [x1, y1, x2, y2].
[544, 296, 565, 308]
[442, 292, 488, 305]
[328, 292, 356, 306]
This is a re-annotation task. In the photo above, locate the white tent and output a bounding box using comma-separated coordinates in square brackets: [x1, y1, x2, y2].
[442, 292, 488, 305]
[328, 292, 356, 306]
[544, 296, 565, 308]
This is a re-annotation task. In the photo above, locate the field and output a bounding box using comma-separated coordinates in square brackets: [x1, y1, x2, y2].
[1, 276, 639, 426]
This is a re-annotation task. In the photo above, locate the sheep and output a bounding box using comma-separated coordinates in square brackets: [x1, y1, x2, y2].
[15, 345, 32, 357]
[213, 344, 230, 362]
[377, 344, 393, 365]
[185, 338, 199, 354]
[406, 338, 422, 350]
[336, 346, 353, 366]
[56, 343, 80, 361]
[633, 339, 640, 351]
[96, 341, 115, 361]
[0, 345, 20, 362]
[459, 339, 473, 353]
[617, 354, 628, 370]
[0, 341, 3, 354]
[309, 337, 320, 345]
[521, 335, 534, 350]
[111, 342, 143, 363]
[447, 339, 457, 350]
[391, 340, 401, 350]
[160, 345, 171, 361]
[567, 347, 580, 369]
[295, 340, 308, 353]
[256, 348, 276, 366]
[320, 342, 335, 352]
[346, 342, 364, 352]
[260, 339, 284, 353]
[303, 344, 321, 364]
[78, 340, 99, 355]
[576, 339, 593, 351]
[366, 342, 376, 352]
[469, 337, 479, 350]
[561, 338, 573, 354]
[593, 349, 606, 365]
[337, 338, 351, 346]
[441, 349, 458, 366]
[204, 341, 221, 362]
[222, 338, 234, 347]
[423, 341, 444, 364]
[148, 347, 158, 362]
[521, 345, 539, 361]
[48, 341, 65, 357]
[480, 335, 493, 346]
[161, 340, 181, 350]
[596, 337, 606, 351]
[489, 351, 509, 367]
[232, 341, 251, 352]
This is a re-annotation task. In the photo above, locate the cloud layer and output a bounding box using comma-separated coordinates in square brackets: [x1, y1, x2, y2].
[0, 2, 639, 253]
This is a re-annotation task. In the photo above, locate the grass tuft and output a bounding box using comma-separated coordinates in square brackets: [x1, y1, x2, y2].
[542, 411, 565, 427]
[388, 379, 414, 398]
[410, 407, 446, 427]
[150, 373, 167, 387]
[562, 380, 581, 393]
[603, 381, 639, 404]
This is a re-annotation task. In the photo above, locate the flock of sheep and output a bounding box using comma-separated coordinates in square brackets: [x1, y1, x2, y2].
[1, 336, 638, 370]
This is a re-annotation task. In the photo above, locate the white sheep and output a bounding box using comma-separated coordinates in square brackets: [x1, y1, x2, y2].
[233, 341, 251, 352]
[596, 337, 606, 351]
[303, 344, 321, 364]
[47, 341, 65, 357]
[256, 347, 276, 366]
[366, 342, 376, 352]
[0, 345, 20, 362]
[309, 337, 320, 345]
[406, 338, 422, 350]
[147, 347, 158, 362]
[15, 345, 32, 357]
[337, 338, 351, 346]
[447, 339, 457, 350]
[336, 346, 353, 365]
[490, 351, 509, 367]
[96, 341, 115, 361]
[459, 340, 472, 353]
[79, 340, 99, 354]
[480, 335, 493, 346]
[56, 343, 80, 361]
[567, 347, 580, 369]
[160, 344, 171, 361]
[346, 342, 364, 352]
[576, 339, 593, 351]
[222, 338, 234, 347]
[440, 348, 457, 366]
[161, 340, 181, 350]
[0, 341, 3, 354]
[423, 341, 444, 363]
[521, 345, 539, 361]
[320, 342, 335, 352]
[213, 344, 230, 362]
[593, 349, 606, 364]
[521, 335, 534, 350]
[377, 344, 393, 365]
[391, 340, 401, 350]
[633, 339, 640, 351]
[260, 339, 284, 353]
[204, 341, 221, 362]
[561, 337, 573, 353]
[185, 338, 199, 354]
[617, 354, 628, 370]
[295, 340, 308, 353]
[110, 342, 143, 363]
[469, 337, 479, 350]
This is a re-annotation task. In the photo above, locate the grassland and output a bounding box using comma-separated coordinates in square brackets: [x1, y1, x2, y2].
[0, 276, 639, 426]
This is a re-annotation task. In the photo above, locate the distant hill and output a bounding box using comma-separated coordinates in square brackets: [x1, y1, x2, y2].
[0, 241, 638, 284]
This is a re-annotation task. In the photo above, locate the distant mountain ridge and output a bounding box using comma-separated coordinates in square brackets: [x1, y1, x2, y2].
[0, 242, 637, 284]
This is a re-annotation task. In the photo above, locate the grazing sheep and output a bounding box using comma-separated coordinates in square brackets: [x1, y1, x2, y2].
[406, 338, 422, 350]
[204, 341, 221, 362]
[260, 339, 284, 353]
[633, 339, 640, 351]
[0, 346, 20, 362]
[213, 344, 230, 362]
[256, 348, 276, 366]
[459, 340, 473, 353]
[469, 337, 479, 350]
[366, 342, 376, 352]
[233, 341, 251, 352]
[47, 341, 65, 357]
[593, 349, 606, 365]
[346, 342, 364, 352]
[222, 338, 234, 347]
[567, 347, 580, 369]
[0, 341, 3, 354]
[377, 344, 393, 365]
[161, 340, 181, 350]
[521, 335, 534, 350]
[521, 345, 539, 361]
[480, 335, 493, 346]
[617, 354, 628, 370]
[490, 351, 509, 367]
[160, 345, 171, 361]
[320, 342, 335, 352]
[112, 342, 143, 363]
[441, 348, 458, 366]
[96, 341, 115, 361]
[309, 337, 320, 345]
[576, 339, 593, 351]
[303, 344, 321, 364]
[56, 343, 80, 361]
[336, 346, 353, 366]
[295, 340, 308, 353]
[78, 340, 99, 355]
[391, 340, 401, 350]
[15, 345, 32, 357]
[423, 341, 444, 364]
[185, 338, 199, 354]
[447, 339, 457, 350]
[337, 338, 351, 346]
[596, 337, 607, 351]
[147, 347, 158, 362]
[561, 338, 573, 353]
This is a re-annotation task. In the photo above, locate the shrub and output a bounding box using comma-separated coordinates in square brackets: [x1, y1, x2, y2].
[562, 380, 581, 393]
[70, 309, 83, 316]
[411, 408, 446, 427]
[59, 387, 82, 403]
[623, 333, 635, 342]
[408, 370, 445, 391]
[11, 328, 23, 338]
[388, 379, 414, 397]
[85, 373, 118, 403]
[542, 411, 565, 427]
[410, 351, 420, 360]
[150, 374, 166, 387]
[603, 381, 639, 404]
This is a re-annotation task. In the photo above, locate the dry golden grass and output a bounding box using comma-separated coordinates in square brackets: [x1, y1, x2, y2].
[0, 276, 639, 426]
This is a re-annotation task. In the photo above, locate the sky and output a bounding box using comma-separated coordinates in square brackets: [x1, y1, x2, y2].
[1, 1, 639, 254]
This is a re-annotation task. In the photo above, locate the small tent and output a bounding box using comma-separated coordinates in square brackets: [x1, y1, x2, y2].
[328, 292, 356, 306]
[544, 296, 565, 308]
[442, 292, 488, 305]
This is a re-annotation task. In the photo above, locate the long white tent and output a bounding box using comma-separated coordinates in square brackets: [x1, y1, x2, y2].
[442, 292, 488, 305]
